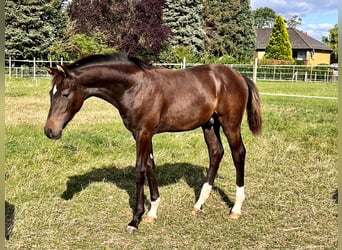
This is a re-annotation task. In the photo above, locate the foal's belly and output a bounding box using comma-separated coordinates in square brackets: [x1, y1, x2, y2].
[157, 101, 214, 132]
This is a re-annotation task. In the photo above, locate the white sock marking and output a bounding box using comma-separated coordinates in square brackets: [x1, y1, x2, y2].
[52, 85, 57, 96]
[147, 197, 161, 218]
[231, 186, 245, 215]
[194, 182, 212, 211]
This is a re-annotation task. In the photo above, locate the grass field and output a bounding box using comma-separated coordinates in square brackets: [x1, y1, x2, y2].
[5, 77, 338, 249]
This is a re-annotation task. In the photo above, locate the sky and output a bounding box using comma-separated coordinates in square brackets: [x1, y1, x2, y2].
[250, 0, 338, 41]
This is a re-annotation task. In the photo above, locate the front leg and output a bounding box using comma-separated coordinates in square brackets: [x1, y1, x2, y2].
[127, 163, 146, 233]
[127, 130, 153, 234]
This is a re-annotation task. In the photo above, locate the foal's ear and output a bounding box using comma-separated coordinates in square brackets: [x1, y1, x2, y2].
[46, 65, 75, 79]
[56, 64, 74, 78]
[46, 66, 59, 76]
[56, 64, 76, 79]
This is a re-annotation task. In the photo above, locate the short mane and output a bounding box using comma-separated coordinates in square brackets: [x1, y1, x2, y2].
[65, 53, 151, 70]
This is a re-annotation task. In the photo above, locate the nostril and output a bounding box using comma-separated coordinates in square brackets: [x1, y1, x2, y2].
[45, 128, 53, 138]
[44, 127, 62, 139]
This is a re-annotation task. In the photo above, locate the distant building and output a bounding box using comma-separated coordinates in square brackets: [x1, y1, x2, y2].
[256, 28, 333, 65]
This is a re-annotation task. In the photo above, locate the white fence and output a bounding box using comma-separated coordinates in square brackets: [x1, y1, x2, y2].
[5, 57, 338, 82]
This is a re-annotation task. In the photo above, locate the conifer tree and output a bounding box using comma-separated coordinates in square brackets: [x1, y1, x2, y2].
[235, 0, 256, 60]
[163, 0, 206, 53]
[264, 14, 292, 61]
[203, 0, 239, 56]
[5, 0, 67, 59]
[202, 0, 255, 59]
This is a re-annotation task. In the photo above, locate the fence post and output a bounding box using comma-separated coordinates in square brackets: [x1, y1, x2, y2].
[292, 65, 295, 82]
[182, 57, 186, 69]
[48, 58, 52, 77]
[8, 57, 11, 78]
[33, 57, 36, 79]
[292, 71, 298, 82]
[253, 58, 257, 82]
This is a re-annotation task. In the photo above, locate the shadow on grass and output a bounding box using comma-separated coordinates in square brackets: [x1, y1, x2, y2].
[5, 201, 15, 240]
[332, 189, 338, 203]
[61, 163, 233, 212]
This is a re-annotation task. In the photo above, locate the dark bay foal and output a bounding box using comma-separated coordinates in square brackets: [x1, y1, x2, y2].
[44, 53, 262, 233]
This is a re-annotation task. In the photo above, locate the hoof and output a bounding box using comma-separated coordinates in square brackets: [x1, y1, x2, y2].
[192, 207, 200, 215]
[230, 212, 241, 219]
[144, 216, 156, 223]
[126, 225, 138, 234]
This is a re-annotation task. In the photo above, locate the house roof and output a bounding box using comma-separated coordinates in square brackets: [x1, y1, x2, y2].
[256, 28, 333, 52]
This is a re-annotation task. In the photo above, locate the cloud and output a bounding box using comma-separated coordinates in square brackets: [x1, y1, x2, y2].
[306, 23, 335, 38]
[250, 0, 337, 14]
[307, 23, 335, 30]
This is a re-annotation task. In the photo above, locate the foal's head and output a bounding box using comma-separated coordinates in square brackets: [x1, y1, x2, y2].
[44, 65, 84, 139]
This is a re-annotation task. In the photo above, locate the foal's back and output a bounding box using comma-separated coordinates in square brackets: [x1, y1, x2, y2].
[141, 64, 248, 132]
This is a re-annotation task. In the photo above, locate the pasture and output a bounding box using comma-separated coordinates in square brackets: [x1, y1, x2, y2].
[5, 77, 337, 249]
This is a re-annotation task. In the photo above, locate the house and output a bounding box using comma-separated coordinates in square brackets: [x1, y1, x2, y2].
[255, 28, 333, 65]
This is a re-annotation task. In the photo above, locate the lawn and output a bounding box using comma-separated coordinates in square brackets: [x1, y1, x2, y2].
[5, 77, 338, 249]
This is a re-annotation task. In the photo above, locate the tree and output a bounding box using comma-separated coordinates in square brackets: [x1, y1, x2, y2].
[68, 0, 170, 58]
[68, 0, 133, 50]
[264, 14, 293, 61]
[203, 0, 239, 56]
[126, 0, 171, 58]
[322, 24, 338, 59]
[159, 45, 200, 64]
[5, 0, 68, 59]
[286, 14, 302, 28]
[49, 33, 117, 61]
[203, 0, 255, 59]
[163, 0, 206, 53]
[235, 0, 256, 60]
[253, 7, 276, 28]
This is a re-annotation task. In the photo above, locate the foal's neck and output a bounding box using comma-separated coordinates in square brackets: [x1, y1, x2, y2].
[81, 64, 144, 107]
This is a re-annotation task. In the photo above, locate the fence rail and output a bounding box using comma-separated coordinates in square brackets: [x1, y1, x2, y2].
[5, 57, 338, 82]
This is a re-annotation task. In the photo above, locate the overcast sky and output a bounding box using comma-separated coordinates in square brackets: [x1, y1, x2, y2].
[250, 0, 338, 41]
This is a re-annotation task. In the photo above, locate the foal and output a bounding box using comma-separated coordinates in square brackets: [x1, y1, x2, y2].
[44, 53, 262, 233]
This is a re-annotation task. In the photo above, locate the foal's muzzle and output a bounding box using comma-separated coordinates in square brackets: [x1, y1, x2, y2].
[44, 126, 62, 140]
[44, 119, 66, 140]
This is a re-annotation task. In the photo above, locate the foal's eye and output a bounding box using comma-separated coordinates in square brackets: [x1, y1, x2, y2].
[61, 91, 70, 98]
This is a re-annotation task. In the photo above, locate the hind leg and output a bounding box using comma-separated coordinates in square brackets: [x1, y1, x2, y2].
[193, 115, 224, 213]
[145, 150, 161, 223]
[221, 121, 246, 219]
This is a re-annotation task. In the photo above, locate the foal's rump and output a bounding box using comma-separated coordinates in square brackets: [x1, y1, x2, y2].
[211, 64, 262, 135]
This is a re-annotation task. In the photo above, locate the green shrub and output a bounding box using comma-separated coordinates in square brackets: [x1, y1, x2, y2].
[49, 33, 117, 61]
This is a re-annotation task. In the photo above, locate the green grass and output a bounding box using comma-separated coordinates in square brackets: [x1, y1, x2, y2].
[5, 78, 338, 249]
[258, 80, 338, 98]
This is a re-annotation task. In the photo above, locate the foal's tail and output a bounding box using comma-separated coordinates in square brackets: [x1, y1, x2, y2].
[243, 75, 262, 135]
